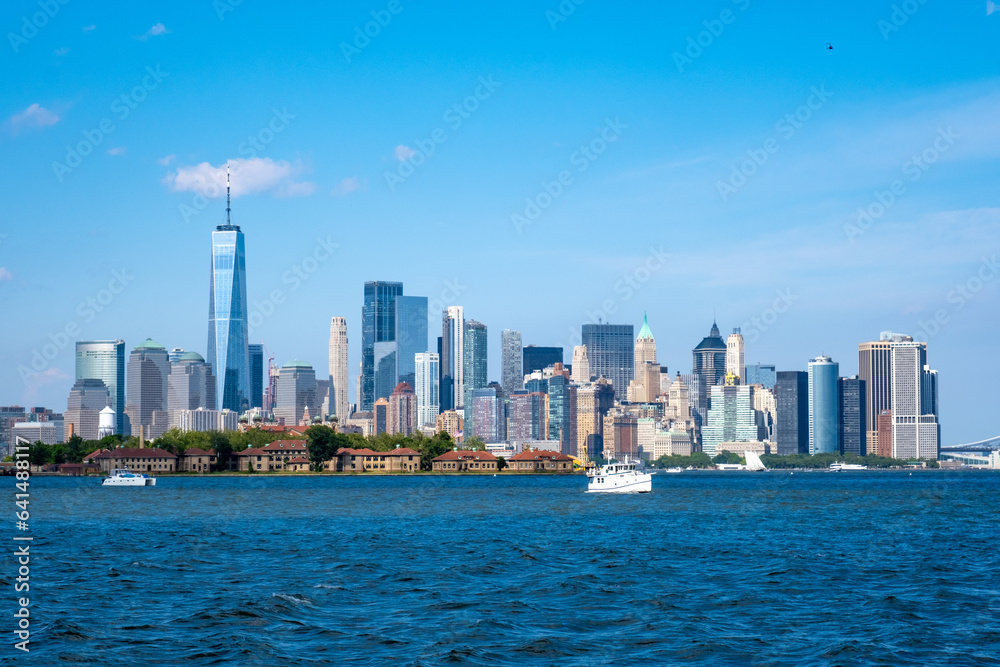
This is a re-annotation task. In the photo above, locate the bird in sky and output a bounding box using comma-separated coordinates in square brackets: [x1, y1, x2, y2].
[827, 43, 834, 50]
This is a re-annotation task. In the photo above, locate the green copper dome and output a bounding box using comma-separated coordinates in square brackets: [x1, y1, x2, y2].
[282, 360, 313, 369]
[179, 351, 205, 362]
[135, 338, 166, 350]
[637, 312, 654, 341]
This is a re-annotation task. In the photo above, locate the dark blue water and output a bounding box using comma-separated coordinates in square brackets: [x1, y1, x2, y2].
[8, 471, 1000, 665]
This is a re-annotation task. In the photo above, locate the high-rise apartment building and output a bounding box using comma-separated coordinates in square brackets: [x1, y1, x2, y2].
[575, 379, 615, 460]
[808, 356, 840, 455]
[395, 295, 428, 389]
[207, 176, 250, 412]
[839, 376, 867, 456]
[248, 344, 264, 410]
[414, 352, 440, 428]
[388, 382, 417, 435]
[507, 391, 545, 442]
[775, 371, 808, 456]
[76, 340, 126, 435]
[726, 329, 745, 383]
[582, 324, 634, 399]
[462, 320, 488, 431]
[501, 330, 523, 395]
[440, 306, 464, 412]
[362, 280, 404, 410]
[328, 317, 350, 419]
[547, 374, 576, 454]
[274, 361, 317, 425]
[471, 387, 503, 443]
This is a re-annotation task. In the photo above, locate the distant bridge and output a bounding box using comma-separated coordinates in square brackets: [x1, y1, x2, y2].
[941, 435, 1000, 452]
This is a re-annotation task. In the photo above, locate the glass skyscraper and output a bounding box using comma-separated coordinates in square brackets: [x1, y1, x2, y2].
[414, 352, 440, 428]
[440, 306, 464, 412]
[808, 356, 840, 455]
[839, 376, 866, 456]
[581, 324, 634, 399]
[395, 295, 428, 390]
[362, 281, 403, 410]
[76, 340, 126, 435]
[522, 345, 563, 375]
[775, 371, 808, 455]
[501, 330, 523, 394]
[462, 320, 488, 431]
[745, 363, 777, 390]
[208, 220, 250, 412]
[248, 343, 264, 410]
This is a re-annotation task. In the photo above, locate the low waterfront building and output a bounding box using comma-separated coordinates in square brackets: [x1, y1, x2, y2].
[506, 449, 574, 472]
[176, 448, 216, 473]
[431, 450, 498, 472]
[92, 447, 177, 473]
[329, 447, 422, 472]
[286, 457, 311, 472]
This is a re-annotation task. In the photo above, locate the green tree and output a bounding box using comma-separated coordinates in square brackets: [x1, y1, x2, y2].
[497, 456, 507, 471]
[463, 436, 487, 451]
[28, 441, 50, 466]
[420, 431, 454, 470]
[712, 450, 744, 465]
[305, 425, 338, 468]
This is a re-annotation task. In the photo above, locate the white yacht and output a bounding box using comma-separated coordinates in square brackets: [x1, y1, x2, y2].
[102, 468, 156, 487]
[664, 467, 683, 474]
[586, 460, 652, 493]
[829, 462, 868, 471]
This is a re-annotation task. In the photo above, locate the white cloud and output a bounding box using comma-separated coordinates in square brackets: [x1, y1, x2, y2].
[394, 145, 415, 161]
[331, 176, 363, 196]
[107, 146, 126, 156]
[54, 47, 70, 56]
[0, 268, 11, 282]
[9, 103, 59, 133]
[82, 24, 96, 31]
[989, 1, 997, 15]
[157, 154, 175, 166]
[165, 158, 316, 199]
[136, 23, 169, 40]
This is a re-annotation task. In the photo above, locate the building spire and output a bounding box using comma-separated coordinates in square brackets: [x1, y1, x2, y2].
[225, 161, 232, 226]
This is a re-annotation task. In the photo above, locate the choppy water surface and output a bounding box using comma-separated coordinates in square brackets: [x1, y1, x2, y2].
[10, 471, 1000, 666]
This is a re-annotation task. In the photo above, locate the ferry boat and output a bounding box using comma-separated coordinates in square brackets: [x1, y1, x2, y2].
[829, 462, 868, 471]
[102, 468, 156, 487]
[664, 467, 683, 474]
[586, 460, 652, 493]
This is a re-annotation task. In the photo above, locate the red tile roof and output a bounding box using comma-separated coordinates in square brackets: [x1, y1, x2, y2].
[287, 457, 310, 464]
[95, 447, 177, 459]
[83, 448, 110, 462]
[387, 447, 421, 456]
[432, 450, 498, 462]
[509, 449, 572, 461]
[181, 448, 214, 456]
[235, 447, 268, 456]
[262, 440, 308, 452]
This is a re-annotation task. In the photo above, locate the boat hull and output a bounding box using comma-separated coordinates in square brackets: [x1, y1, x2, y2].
[102, 476, 156, 487]
[586, 475, 652, 493]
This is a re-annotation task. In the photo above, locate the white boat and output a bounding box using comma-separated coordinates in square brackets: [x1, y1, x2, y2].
[586, 460, 652, 493]
[829, 462, 868, 471]
[102, 468, 156, 487]
[745, 451, 768, 472]
[664, 467, 683, 474]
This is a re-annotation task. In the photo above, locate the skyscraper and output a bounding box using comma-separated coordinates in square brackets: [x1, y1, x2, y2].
[581, 324, 634, 399]
[248, 343, 264, 410]
[890, 342, 939, 459]
[388, 382, 417, 435]
[726, 329, 745, 383]
[745, 364, 777, 390]
[125, 338, 171, 439]
[395, 295, 428, 389]
[65, 379, 110, 441]
[548, 374, 576, 454]
[440, 306, 464, 412]
[634, 313, 657, 378]
[522, 345, 564, 376]
[462, 320, 488, 431]
[167, 351, 216, 426]
[839, 376, 867, 456]
[775, 371, 808, 455]
[207, 168, 250, 412]
[274, 361, 317, 425]
[501, 330, 523, 394]
[692, 322, 727, 387]
[575, 379, 615, 459]
[328, 317, 350, 419]
[808, 356, 840, 455]
[471, 387, 503, 443]
[702, 384, 760, 456]
[414, 352, 440, 428]
[570, 346, 591, 384]
[858, 332, 919, 456]
[76, 340, 126, 435]
[362, 280, 404, 410]
[507, 391, 546, 442]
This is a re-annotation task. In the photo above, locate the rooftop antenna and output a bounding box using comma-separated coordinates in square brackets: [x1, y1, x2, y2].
[225, 161, 232, 226]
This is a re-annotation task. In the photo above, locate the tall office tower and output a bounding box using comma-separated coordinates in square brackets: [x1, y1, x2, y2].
[603, 411, 638, 460]
[440, 306, 464, 412]
[395, 295, 428, 389]
[634, 313, 657, 378]
[248, 344, 264, 410]
[890, 342, 939, 459]
[547, 374, 576, 454]
[876, 410, 893, 457]
[744, 364, 777, 390]
[0, 407, 26, 457]
[575, 379, 615, 458]
[501, 330, 523, 394]
[388, 382, 417, 435]
[168, 352, 216, 426]
[374, 398, 389, 435]
[692, 322, 727, 387]
[702, 385, 760, 456]
[839, 376, 867, 456]
[168, 348, 186, 364]
[630, 362, 661, 403]
[680, 372, 706, 437]
[76, 340, 126, 435]
[775, 371, 808, 455]
[726, 329, 745, 383]
[808, 356, 840, 455]
[751, 384, 777, 443]
[315, 379, 331, 418]
[582, 324, 634, 399]
[273, 361, 317, 425]
[462, 320, 488, 431]
[858, 332, 920, 457]
[65, 379, 110, 441]
[362, 281, 404, 410]
[208, 167, 250, 412]
[570, 346, 591, 384]
[327, 317, 349, 419]
[921, 366, 938, 417]
[414, 352, 440, 427]
[125, 339, 171, 439]
[522, 345, 564, 376]
[507, 391, 545, 442]
[470, 388, 503, 442]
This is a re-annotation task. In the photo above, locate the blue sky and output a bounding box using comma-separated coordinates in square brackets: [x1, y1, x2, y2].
[2, 1, 998, 444]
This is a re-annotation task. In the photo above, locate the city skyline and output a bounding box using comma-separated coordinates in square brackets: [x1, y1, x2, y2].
[3, 3, 998, 444]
